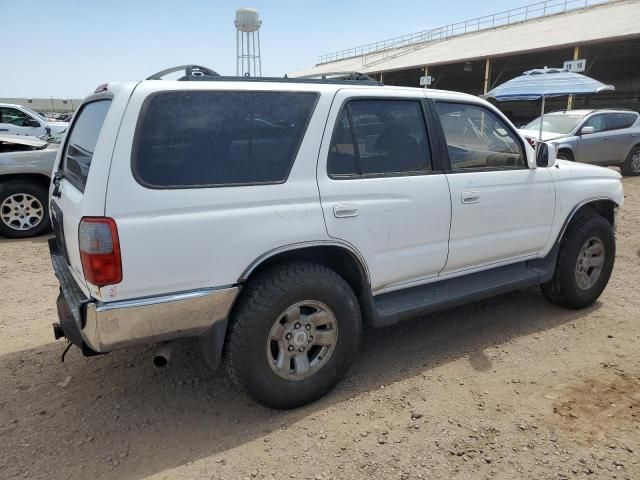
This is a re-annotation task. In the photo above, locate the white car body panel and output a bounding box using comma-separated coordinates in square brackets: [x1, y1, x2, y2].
[103, 81, 333, 301]
[316, 87, 452, 292]
[50, 83, 139, 299]
[48, 81, 624, 306]
[442, 168, 556, 274]
[543, 160, 624, 254]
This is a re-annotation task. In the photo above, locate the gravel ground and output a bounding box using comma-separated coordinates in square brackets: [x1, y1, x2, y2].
[1, 177, 639, 480]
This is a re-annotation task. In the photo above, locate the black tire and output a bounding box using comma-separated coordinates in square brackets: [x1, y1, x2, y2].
[224, 262, 362, 409]
[621, 146, 640, 176]
[0, 181, 50, 239]
[542, 213, 615, 309]
[557, 152, 572, 161]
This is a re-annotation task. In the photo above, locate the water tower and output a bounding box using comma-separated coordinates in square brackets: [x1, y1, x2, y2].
[235, 8, 262, 77]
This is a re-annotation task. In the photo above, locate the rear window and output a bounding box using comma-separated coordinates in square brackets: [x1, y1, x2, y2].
[132, 91, 318, 188]
[62, 100, 111, 192]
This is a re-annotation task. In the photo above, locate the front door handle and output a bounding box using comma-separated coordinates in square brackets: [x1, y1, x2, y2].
[461, 192, 480, 204]
[334, 203, 359, 218]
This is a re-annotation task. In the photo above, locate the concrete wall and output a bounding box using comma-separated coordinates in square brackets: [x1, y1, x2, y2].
[0, 98, 82, 113]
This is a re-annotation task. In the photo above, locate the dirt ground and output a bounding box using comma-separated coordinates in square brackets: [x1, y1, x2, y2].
[1, 178, 639, 480]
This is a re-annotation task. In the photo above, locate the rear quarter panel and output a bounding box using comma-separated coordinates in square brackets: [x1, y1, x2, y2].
[103, 82, 334, 301]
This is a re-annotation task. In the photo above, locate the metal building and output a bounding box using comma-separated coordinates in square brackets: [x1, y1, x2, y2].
[290, 0, 640, 123]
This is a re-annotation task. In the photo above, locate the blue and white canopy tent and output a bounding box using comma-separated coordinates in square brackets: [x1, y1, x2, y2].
[485, 67, 615, 147]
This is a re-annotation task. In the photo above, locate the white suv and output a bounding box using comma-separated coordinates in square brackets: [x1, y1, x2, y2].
[49, 67, 623, 409]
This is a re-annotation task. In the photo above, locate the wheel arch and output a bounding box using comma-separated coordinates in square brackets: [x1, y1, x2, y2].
[556, 147, 575, 161]
[0, 173, 51, 191]
[238, 242, 374, 324]
[557, 198, 619, 244]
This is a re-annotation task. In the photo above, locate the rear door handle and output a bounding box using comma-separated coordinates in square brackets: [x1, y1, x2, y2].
[461, 192, 480, 204]
[333, 203, 359, 218]
[0, 128, 8, 132]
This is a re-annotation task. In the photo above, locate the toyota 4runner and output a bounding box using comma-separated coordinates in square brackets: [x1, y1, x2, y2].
[49, 66, 623, 409]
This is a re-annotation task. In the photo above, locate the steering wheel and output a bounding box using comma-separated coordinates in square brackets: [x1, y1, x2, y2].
[146, 65, 220, 80]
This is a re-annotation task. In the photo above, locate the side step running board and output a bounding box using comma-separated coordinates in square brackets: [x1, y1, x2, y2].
[371, 253, 557, 328]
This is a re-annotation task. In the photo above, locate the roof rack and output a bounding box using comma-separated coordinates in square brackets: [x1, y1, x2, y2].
[297, 71, 382, 84]
[146, 66, 384, 86]
[147, 65, 221, 80]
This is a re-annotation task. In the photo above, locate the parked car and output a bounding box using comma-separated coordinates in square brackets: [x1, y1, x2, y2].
[0, 134, 59, 237]
[519, 109, 640, 175]
[48, 67, 623, 409]
[0, 103, 69, 137]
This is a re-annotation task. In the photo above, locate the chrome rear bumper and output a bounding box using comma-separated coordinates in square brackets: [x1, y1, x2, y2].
[49, 238, 238, 353]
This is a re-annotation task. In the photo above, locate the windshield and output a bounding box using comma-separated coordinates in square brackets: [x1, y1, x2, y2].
[524, 114, 584, 135]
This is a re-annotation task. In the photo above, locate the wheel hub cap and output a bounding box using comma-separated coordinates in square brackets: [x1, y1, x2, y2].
[575, 237, 605, 291]
[1, 193, 44, 231]
[631, 152, 640, 173]
[292, 330, 308, 347]
[267, 300, 338, 381]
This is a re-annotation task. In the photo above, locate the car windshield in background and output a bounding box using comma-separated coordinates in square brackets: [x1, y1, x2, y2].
[524, 114, 585, 134]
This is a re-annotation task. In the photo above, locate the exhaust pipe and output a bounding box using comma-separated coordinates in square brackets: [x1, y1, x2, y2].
[153, 342, 173, 368]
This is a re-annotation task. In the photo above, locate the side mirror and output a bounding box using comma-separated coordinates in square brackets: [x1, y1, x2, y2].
[580, 126, 595, 135]
[25, 118, 41, 128]
[536, 142, 556, 168]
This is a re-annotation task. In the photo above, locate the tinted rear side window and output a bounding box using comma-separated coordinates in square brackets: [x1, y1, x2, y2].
[607, 112, 638, 130]
[327, 99, 432, 178]
[62, 100, 111, 191]
[133, 91, 317, 188]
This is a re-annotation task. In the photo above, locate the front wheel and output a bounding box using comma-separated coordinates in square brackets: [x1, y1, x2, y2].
[224, 262, 362, 409]
[542, 213, 615, 309]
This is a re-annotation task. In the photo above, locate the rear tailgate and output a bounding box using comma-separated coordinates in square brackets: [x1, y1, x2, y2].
[50, 84, 138, 299]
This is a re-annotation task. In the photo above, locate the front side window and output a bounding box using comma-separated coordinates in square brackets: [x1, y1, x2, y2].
[582, 114, 607, 133]
[328, 99, 432, 178]
[62, 100, 112, 191]
[133, 91, 317, 188]
[0, 107, 33, 127]
[435, 102, 525, 170]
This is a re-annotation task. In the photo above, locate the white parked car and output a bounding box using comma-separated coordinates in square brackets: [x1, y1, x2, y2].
[0, 103, 69, 137]
[0, 134, 59, 237]
[49, 67, 623, 408]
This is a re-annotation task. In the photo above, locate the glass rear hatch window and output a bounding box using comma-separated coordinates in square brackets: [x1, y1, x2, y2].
[62, 100, 112, 192]
[132, 91, 318, 188]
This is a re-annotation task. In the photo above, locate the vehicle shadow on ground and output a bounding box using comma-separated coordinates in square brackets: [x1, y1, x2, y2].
[0, 287, 598, 479]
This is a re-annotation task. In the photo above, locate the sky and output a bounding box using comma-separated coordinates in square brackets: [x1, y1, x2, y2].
[2, 0, 519, 98]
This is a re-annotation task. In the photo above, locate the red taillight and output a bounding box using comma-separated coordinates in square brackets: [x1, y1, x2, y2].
[78, 217, 122, 287]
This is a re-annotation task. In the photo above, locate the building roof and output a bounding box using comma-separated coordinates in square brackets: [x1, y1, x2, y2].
[289, 0, 640, 77]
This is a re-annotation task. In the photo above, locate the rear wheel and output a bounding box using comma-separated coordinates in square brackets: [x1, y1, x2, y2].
[621, 146, 640, 176]
[542, 213, 615, 309]
[224, 262, 362, 409]
[0, 181, 50, 238]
